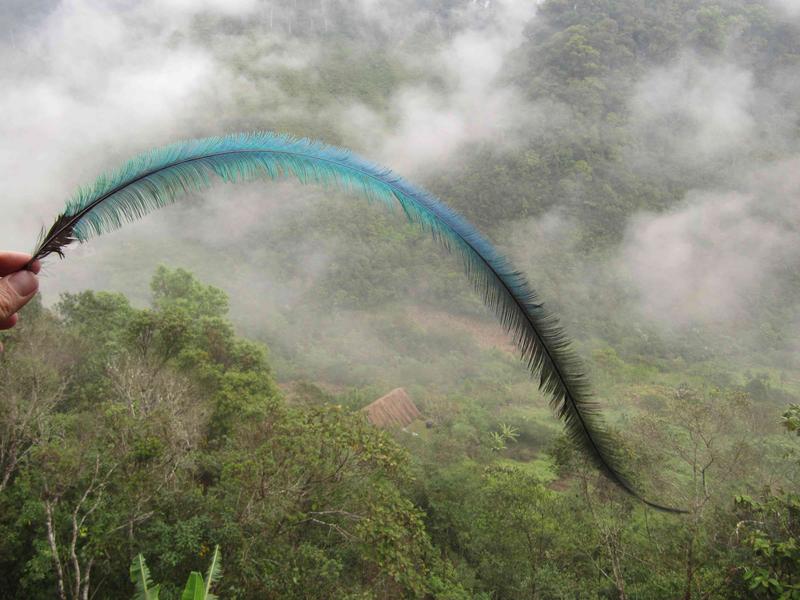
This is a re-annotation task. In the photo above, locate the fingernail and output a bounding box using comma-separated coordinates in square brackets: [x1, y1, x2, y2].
[8, 270, 38, 296]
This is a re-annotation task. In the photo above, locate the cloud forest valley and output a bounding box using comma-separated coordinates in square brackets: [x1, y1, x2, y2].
[1, 0, 799, 598]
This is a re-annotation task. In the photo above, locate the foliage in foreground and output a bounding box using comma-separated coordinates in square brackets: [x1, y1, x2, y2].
[0, 267, 796, 599]
[131, 545, 222, 600]
[0, 268, 466, 599]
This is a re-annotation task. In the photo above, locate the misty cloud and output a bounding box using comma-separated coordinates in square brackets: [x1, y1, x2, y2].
[0, 0, 235, 254]
[342, 0, 540, 174]
[158, 0, 260, 17]
[613, 41, 800, 339]
[618, 158, 800, 329]
[628, 54, 756, 170]
[0, 0, 542, 251]
[769, 0, 800, 18]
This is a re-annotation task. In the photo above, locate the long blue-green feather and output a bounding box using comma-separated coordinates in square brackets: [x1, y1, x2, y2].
[31, 132, 683, 513]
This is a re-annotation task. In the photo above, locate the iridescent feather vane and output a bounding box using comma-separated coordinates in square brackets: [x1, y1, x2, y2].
[31, 132, 683, 513]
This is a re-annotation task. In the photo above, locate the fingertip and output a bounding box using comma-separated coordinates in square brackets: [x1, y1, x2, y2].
[8, 271, 38, 297]
[0, 314, 18, 330]
[0, 252, 35, 277]
[30, 259, 41, 274]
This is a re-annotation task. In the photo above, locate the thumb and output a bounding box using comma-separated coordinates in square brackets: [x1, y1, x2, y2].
[0, 270, 39, 322]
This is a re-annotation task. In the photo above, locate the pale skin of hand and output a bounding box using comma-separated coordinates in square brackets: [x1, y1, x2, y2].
[0, 253, 41, 330]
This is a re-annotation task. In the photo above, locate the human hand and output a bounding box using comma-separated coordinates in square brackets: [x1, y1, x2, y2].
[0, 253, 41, 330]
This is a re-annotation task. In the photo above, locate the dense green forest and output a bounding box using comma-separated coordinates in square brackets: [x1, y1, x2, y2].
[2, 0, 800, 598]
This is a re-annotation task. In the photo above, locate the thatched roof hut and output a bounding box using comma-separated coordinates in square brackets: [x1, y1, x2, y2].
[362, 388, 421, 429]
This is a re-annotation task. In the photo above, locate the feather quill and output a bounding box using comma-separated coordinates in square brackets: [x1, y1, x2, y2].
[31, 132, 683, 512]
